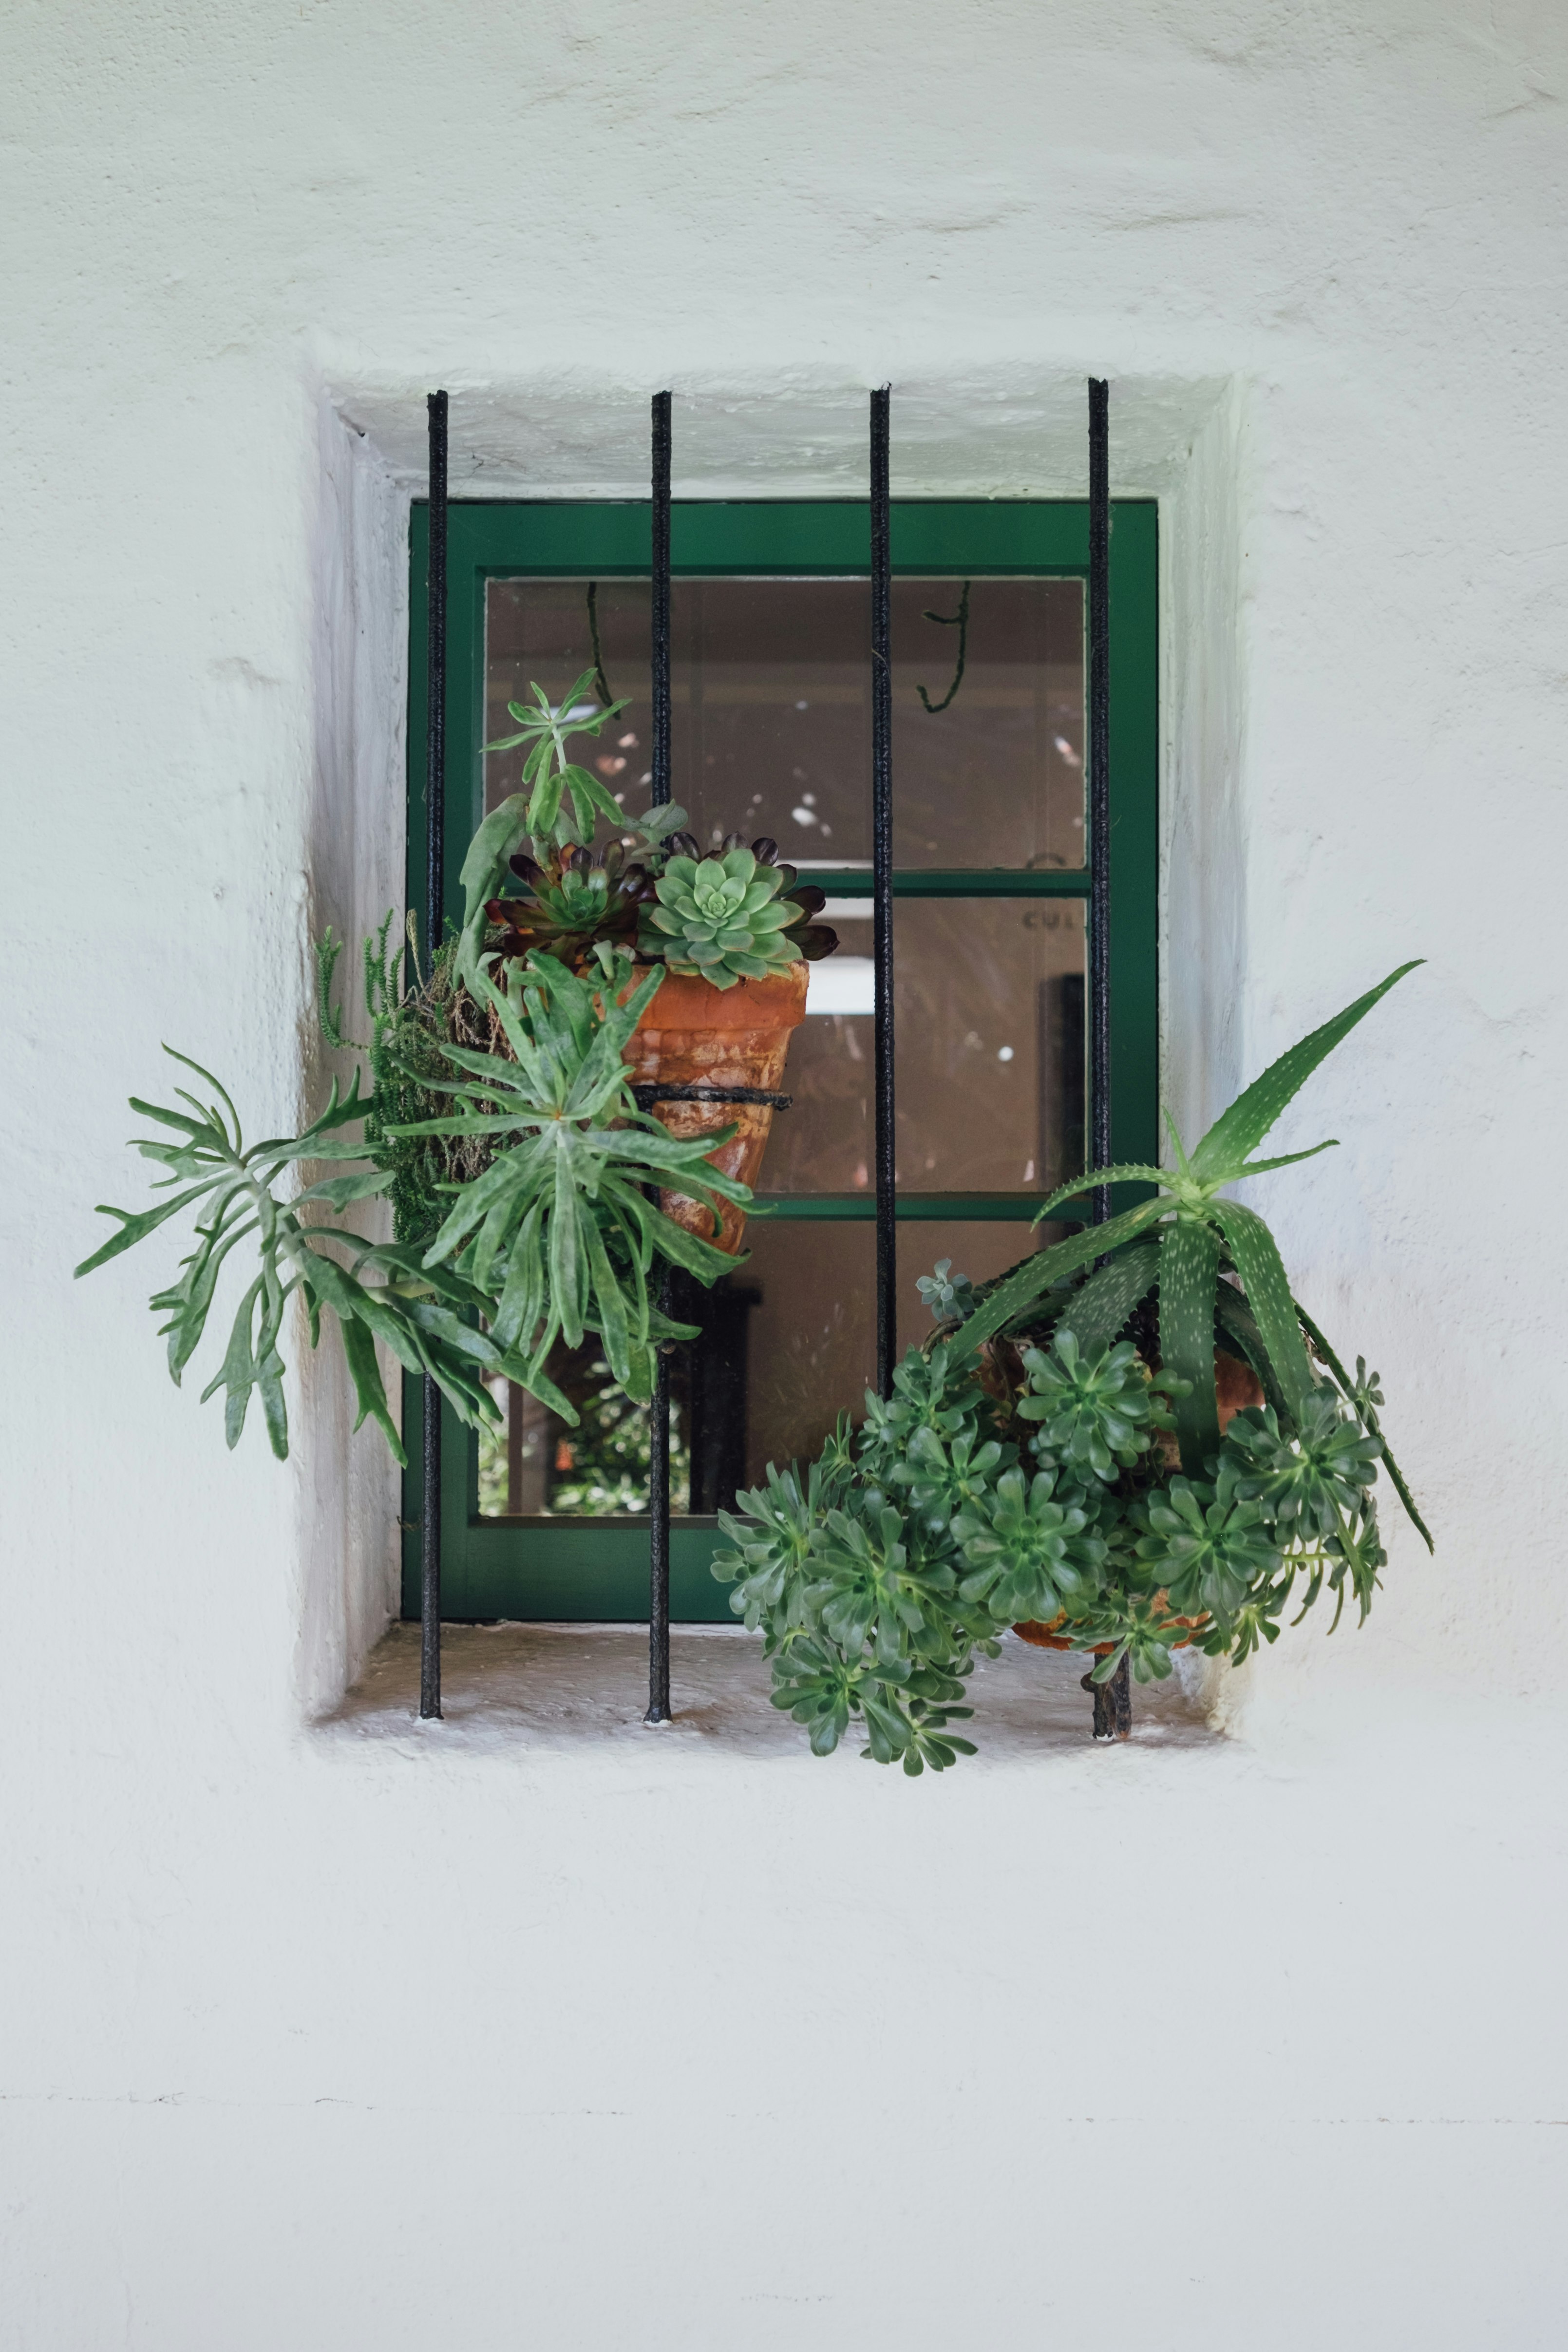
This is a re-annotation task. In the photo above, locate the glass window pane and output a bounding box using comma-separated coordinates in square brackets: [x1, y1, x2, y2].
[475, 1220, 1084, 1518]
[763, 898, 1086, 1195]
[892, 578, 1084, 870]
[484, 576, 1084, 870]
[475, 1230, 875, 1519]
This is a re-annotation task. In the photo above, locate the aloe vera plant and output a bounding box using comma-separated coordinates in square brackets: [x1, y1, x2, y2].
[716, 962, 1432, 1771]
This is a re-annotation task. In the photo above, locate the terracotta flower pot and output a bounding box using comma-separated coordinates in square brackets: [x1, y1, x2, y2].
[1014, 1347, 1265, 1651]
[621, 961, 810, 1255]
[1013, 1605, 1208, 1655]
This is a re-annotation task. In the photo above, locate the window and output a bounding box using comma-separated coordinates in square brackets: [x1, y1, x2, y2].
[404, 500, 1157, 1621]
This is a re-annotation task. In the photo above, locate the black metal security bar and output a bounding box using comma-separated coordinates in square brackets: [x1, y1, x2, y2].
[645, 390, 674, 1726]
[1086, 376, 1131, 1741]
[419, 388, 449, 1724]
[870, 388, 897, 1397]
[1087, 378, 1112, 1222]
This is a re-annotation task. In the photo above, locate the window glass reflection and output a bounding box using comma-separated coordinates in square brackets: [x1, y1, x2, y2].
[485, 576, 1084, 870]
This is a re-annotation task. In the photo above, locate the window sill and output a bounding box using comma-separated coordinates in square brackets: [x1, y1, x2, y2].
[320, 1623, 1218, 1759]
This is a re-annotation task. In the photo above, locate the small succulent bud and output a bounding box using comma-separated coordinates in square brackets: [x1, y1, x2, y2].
[667, 831, 701, 859]
[750, 836, 778, 865]
[509, 853, 544, 885]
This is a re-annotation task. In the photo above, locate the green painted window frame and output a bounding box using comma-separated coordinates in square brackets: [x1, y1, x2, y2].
[401, 498, 1158, 1621]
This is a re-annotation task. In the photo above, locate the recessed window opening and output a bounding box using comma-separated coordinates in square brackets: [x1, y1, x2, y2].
[404, 499, 1157, 1625]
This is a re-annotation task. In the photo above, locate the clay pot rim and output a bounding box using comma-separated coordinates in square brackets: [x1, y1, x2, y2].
[624, 959, 811, 1036]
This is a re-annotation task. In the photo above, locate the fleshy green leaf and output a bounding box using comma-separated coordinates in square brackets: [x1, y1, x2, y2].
[1054, 1243, 1160, 1353]
[1158, 1216, 1221, 1473]
[338, 1313, 405, 1464]
[1191, 963, 1421, 1181]
[75, 1179, 227, 1278]
[1208, 1199, 1316, 1422]
[1293, 1297, 1433, 1552]
[954, 1199, 1171, 1362]
[1030, 1165, 1169, 1227]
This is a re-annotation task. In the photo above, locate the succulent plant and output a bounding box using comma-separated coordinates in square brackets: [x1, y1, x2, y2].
[481, 665, 633, 849]
[485, 839, 659, 972]
[715, 962, 1434, 1772]
[639, 841, 833, 989]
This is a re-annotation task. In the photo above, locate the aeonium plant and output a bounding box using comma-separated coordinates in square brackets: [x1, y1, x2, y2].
[715, 961, 1433, 1774]
[466, 670, 838, 985]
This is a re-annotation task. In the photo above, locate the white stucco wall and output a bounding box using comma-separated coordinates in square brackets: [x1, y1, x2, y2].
[4, 4, 1567, 2344]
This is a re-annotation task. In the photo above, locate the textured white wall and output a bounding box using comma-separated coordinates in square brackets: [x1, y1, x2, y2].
[3, 3, 1567, 2344]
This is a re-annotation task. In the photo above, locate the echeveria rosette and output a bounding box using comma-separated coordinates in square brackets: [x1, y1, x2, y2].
[1017, 1329, 1177, 1481]
[1132, 1471, 1283, 1620]
[953, 1465, 1107, 1626]
[1222, 1389, 1382, 1540]
[639, 846, 805, 989]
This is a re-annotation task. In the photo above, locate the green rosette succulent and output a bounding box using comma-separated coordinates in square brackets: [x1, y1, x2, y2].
[639, 845, 805, 989]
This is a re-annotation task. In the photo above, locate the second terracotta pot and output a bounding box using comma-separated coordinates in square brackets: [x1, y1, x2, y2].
[622, 961, 810, 1255]
[1014, 1347, 1266, 1652]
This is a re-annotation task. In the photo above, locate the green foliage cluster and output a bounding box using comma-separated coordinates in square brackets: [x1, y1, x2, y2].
[716, 964, 1433, 1771]
[483, 665, 637, 847]
[71, 1054, 528, 1465]
[467, 675, 837, 985]
[388, 950, 749, 1414]
[76, 942, 753, 1461]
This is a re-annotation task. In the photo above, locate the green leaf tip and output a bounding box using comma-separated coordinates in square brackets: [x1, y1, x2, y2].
[1191, 960, 1423, 1182]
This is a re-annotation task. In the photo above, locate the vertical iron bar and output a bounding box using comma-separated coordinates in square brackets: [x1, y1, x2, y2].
[650, 392, 672, 810]
[1087, 377, 1112, 1218]
[1087, 376, 1131, 1741]
[645, 390, 674, 1726]
[419, 389, 449, 1723]
[870, 387, 896, 1398]
[646, 1277, 673, 1726]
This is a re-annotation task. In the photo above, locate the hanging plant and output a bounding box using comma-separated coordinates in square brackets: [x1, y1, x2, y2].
[77, 672, 843, 1457]
[75, 942, 751, 1456]
[715, 963, 1433, 1772]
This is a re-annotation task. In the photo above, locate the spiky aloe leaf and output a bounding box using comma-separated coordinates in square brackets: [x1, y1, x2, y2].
[1158, 1216, 1222, 1472]
[1208, 1199, 1316, 1422]
[953, 1197, 1171, 1363]
[1030, 1164, 1168, 1228]
[1293, 1297, 1433, 1553]
[1054, 1243, 1160, 1354]
[1190, 963, 1421, 1182]
[1212, 1283, 1288, 1422]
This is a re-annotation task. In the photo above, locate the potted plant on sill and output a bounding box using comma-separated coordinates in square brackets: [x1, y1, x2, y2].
[74, 673, 839, 1455]
[465, 667, 839, 1254]
[713, 962, 1434, 1773]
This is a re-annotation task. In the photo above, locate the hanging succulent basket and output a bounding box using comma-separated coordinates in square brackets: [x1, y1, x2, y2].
[1013, 1349, 1266, 1651]
[623, 962, 810, 1255]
